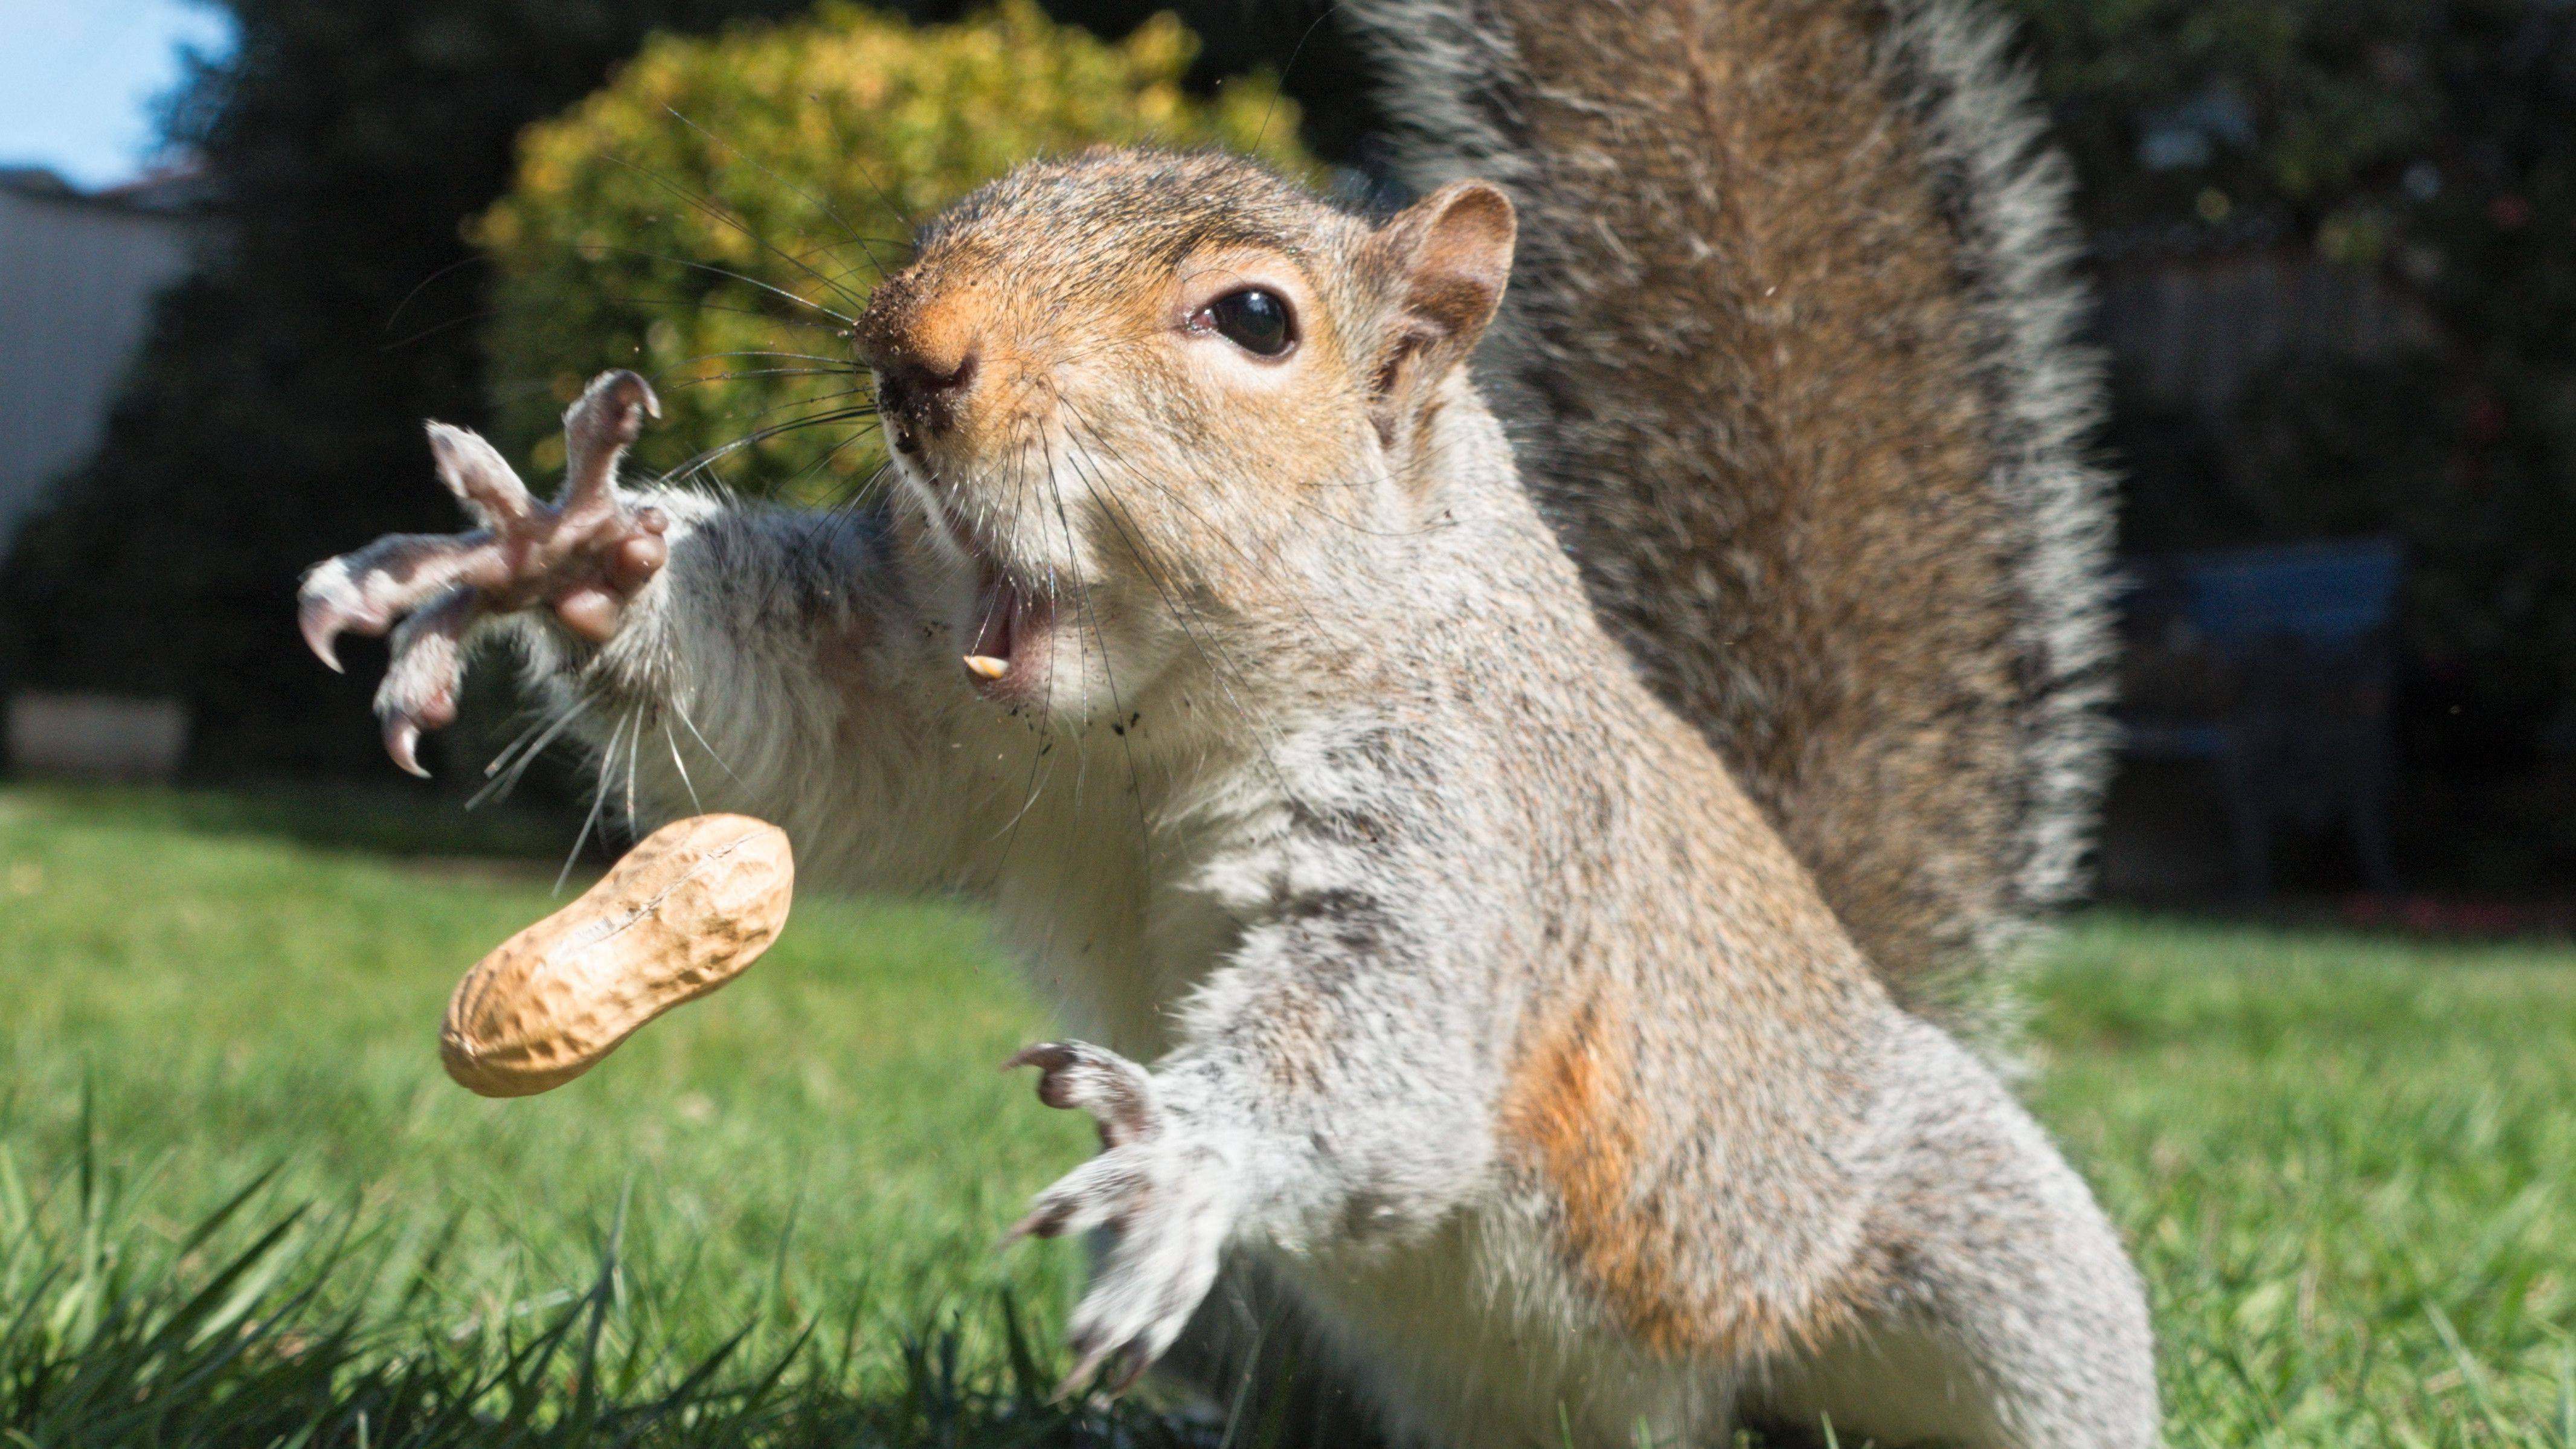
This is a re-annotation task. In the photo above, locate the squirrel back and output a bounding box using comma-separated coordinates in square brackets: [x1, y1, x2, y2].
[1340, 0, 2118, 1027]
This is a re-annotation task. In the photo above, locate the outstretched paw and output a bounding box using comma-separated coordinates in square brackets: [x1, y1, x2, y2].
[1006, 1042, 1240, 1398]
[295, 370, 672, 776]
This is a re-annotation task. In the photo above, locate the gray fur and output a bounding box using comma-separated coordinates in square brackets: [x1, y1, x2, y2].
[1879, 0, 2122, 955]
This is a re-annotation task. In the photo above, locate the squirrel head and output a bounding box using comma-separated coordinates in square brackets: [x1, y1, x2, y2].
[853, 147, 1515, 721]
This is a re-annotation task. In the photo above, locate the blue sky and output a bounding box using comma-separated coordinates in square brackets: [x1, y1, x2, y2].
[0, 0, 237, 189]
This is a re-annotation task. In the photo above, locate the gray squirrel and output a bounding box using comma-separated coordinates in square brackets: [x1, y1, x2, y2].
[297, 0, 2155, 1442]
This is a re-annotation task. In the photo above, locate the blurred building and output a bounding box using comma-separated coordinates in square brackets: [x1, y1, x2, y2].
[2093, 227, 2436, 420]
[0, 165, 213, 554]
[1, 166, 213, 780]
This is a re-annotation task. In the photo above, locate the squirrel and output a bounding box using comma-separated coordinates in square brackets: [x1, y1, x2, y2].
[295, 0, 2152, 1443]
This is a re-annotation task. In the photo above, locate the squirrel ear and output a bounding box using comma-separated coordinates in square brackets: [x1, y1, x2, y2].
[1364, 181, 1516, 446]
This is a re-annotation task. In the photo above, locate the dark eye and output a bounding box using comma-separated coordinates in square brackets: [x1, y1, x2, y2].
[1195, 288, 1294, 357]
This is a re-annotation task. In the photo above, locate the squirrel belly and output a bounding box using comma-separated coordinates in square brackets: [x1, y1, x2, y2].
[294, 0, 2153, 1440]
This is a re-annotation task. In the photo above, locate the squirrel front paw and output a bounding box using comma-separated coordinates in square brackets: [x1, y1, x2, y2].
[295, 371, 669, 776]
[1006, 1041, 1241, 1397]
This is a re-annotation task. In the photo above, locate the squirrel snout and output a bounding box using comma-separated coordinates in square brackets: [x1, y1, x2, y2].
[875, 350, 978, 452]
[857, 281, 986, 452]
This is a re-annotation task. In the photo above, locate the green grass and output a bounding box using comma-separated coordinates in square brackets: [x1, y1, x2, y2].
[2, 782, 2571, 1446]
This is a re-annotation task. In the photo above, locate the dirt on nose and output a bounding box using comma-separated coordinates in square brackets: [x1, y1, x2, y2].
[858, 269, 998, 442]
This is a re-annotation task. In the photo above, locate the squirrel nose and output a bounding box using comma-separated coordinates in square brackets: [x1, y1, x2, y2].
[874, 350, 978, 452]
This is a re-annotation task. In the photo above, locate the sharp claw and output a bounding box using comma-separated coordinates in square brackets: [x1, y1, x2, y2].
[385, 718, 430, 778]
[298, 561, 363, 672]
[1001, 1206, 1057, 1245]
[301, 605, 345, 673]
[561, 371, 660, 515]
[600, 368, 660, 423]
[1005, 1042, 1074, 1073]
[1051, 1341, 1117, 1404]
[579, 369, 661, 440]
[1104, 1346, 1153, 1396]
[424, 422, 534, 524]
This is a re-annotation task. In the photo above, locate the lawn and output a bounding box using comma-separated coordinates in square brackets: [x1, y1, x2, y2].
[1, 782, 2569, 1447]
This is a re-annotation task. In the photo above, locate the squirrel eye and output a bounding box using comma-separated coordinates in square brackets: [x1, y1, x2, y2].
[1195, 288, 1294, 358]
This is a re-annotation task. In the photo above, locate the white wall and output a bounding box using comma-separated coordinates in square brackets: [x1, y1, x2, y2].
[0, 182, 204, 551]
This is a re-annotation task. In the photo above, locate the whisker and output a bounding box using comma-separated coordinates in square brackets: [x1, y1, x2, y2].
[380, 309, 498, 353]
[986, 420, 1061, 863]
[1050, 405, 1292, 788]
[1036, 426, 1154, 879]
[566, 237, 855, 326]
[625, 702, 645, 829]
[819, 456, 899, 520]
[384, 252, 493, 333]
[470, 696, 589, 811]
[663, 715, 704, 814]
[583, 293, 854, 333]
[670, 348, 861, 368]
[558, 708, 632, 895]
[663, 106, 903, 286]
[806, 93, 920, 231]
[708, 384, 877, 427]
[660, 408, 881, 483]
[597, 153, 868, 316]
[1254, 4, 1344, 158]
[672, 696, 748, 789]
[666, 366, 862, 388]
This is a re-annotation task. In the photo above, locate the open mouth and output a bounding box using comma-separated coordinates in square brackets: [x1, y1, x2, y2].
[905, 472, 1056, 698]
[961, 548, 1053, 693]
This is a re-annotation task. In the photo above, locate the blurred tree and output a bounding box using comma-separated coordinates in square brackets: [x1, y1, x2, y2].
[477, 1, 1312, 501]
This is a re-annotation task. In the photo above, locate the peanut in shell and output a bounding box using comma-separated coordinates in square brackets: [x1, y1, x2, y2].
[440, 814, 793, 1097]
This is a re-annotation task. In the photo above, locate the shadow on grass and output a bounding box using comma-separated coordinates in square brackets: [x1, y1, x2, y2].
[1, 778, 588, 863]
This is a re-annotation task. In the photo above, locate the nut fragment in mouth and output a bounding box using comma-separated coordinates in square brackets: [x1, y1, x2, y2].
[440, 814, 794, 1097]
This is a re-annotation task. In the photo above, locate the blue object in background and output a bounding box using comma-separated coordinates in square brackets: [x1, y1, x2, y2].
[2122, 538, 2403, 897]
[2174, 538, 2403, 655]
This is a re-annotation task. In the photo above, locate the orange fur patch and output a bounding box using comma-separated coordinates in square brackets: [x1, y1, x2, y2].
[1499, 991, 1713, 1355]
[1501, 989, 1881, 1363]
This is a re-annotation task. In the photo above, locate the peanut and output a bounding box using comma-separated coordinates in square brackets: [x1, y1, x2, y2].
[441, 814, 794, 1097]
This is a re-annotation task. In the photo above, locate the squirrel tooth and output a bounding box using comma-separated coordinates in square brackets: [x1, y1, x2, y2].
[963, 654, 1010, 680]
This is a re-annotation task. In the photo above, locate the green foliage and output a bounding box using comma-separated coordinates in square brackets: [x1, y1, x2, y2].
[477, 2, 1312, 501]
[8, 783, 2576, 1444]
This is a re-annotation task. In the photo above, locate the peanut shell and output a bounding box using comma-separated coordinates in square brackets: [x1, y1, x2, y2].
[440, 814, 793, 1097]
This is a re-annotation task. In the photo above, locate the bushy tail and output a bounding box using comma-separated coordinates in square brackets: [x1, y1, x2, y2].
[1342, 0, 2117, 1032]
